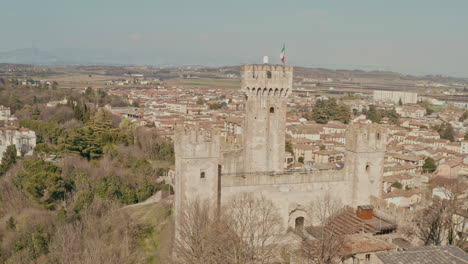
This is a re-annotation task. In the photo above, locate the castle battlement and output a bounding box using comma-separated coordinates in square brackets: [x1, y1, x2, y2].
[345, 124, 387, 153]
[241, 64, 293, 98]
[221, 168, 346, 187]
[174, 127, 220, 159]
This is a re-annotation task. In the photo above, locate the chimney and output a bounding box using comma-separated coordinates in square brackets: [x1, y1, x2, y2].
[356, 205, 373, 220]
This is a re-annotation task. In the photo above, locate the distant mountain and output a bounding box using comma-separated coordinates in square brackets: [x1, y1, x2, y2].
[0, 48, 122, 65]
[0, 48, 64, 65]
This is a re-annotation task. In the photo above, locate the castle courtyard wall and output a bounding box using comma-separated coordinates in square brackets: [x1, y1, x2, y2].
[220, 170, 352, 231]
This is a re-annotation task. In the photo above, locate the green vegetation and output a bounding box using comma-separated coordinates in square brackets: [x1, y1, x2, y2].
[303, 98, 351, 124]
[362, 105, 400, 124]
[208, 102, 225, 110]
[174, 78, 240, 89]
[0, 145, 17, 175]
[391, 182, 403, 189]
[19, 159, 69, 209]
[20, 120, 64, 144]
[419, 100, 435, 115]
[196, 98, 204, 105]
[423, 157, 437, 173]
[285, 141, 294, 155]
[433, 122, 455, 142]
[0, 78, 174, 263]
[459, 110, 468, 122]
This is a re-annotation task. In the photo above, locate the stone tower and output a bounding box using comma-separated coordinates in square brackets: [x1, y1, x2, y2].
[241, 64, 293, 173]
[344, 124, 387, 207]
[174, 127, 220, 236]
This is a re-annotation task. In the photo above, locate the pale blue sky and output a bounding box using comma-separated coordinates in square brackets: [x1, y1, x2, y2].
[1, 0, 468, 76]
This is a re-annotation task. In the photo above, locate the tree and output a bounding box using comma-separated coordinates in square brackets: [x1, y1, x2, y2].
[209, 103, 223, 110]
[174, 199, 233, 264]
[0, 145, 17, 175]
[363, 105, 382, 123]
[308, 99, 351, 124]
[225, 193, 283, 264]
[434, 123, 455, 142]
[285, 141, 294, 155]
[423, 157, 437, 173]
[20, 120, 64, 144]
[410, 199, 446, 246]
[31, 107, 41, 120]
[300, 193, 345, 264]
[459, 111, 468, 122]
[19, 159, 69, 209]
[405, 179, 468, 247]
[441, 123, 455, 142]
[174, 194, 283, 264]
[119, 118, 137, 144]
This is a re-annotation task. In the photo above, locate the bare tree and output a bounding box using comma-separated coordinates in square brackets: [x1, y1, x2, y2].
[174, 194, 283, 264]
[441, 180, 468, 247]
[224, 193, 283, 264]
[173, 199, 222, 264]
[413, 201, 446, 246]
[408, 179, 468, 247]
[300, 193, 346, 264]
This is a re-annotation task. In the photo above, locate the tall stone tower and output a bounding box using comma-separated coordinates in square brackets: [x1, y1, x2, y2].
[344, 124, 387, 207]
[174, 127, 220, 237]
[241, 64, 293, 173]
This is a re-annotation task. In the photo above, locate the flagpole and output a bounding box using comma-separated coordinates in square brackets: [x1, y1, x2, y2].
[280, 43, 286, 66]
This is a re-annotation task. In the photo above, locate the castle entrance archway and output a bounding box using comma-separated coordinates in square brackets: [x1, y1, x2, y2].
[295, 217, 304, 231]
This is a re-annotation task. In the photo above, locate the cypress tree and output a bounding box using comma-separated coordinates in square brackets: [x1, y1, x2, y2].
[0, 145, 17, 175]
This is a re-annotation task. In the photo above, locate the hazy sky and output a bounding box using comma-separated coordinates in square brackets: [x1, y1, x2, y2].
[2, 0, 468, 76]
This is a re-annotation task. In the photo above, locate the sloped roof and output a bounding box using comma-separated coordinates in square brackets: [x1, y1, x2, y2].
[325, 208, 396, 236]
[376, 246, 468, 264]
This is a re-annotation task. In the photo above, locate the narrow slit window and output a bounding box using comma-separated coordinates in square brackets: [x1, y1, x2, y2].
[267, 71, 272, 79]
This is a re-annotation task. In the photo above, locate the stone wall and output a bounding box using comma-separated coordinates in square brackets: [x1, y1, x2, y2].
[220, 169, 345, 187]
[221, 178, 352, 231]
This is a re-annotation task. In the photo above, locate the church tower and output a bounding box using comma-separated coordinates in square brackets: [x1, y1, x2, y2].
[241, 64, 293, 173]
[344, 124, 387, 207]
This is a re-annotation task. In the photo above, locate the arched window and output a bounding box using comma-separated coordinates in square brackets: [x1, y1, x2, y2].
[377, 133, 381, 140]
[200, 171, 205, 179]
[270, 107, 275, 113]
[266, 71, 272, 79]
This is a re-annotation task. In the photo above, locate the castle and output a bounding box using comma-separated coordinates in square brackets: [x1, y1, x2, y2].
[174, 64, 387, 232]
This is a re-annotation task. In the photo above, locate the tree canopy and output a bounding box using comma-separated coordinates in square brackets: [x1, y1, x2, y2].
[0, 145, 17, 175]
[304, 98, 351, 124]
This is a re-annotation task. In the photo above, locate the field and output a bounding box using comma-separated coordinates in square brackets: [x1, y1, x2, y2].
[169, 78, 240, 89]
[44, 74, 121, 89]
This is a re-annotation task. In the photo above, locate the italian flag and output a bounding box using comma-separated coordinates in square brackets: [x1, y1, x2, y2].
[280, 44, 285, 64]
